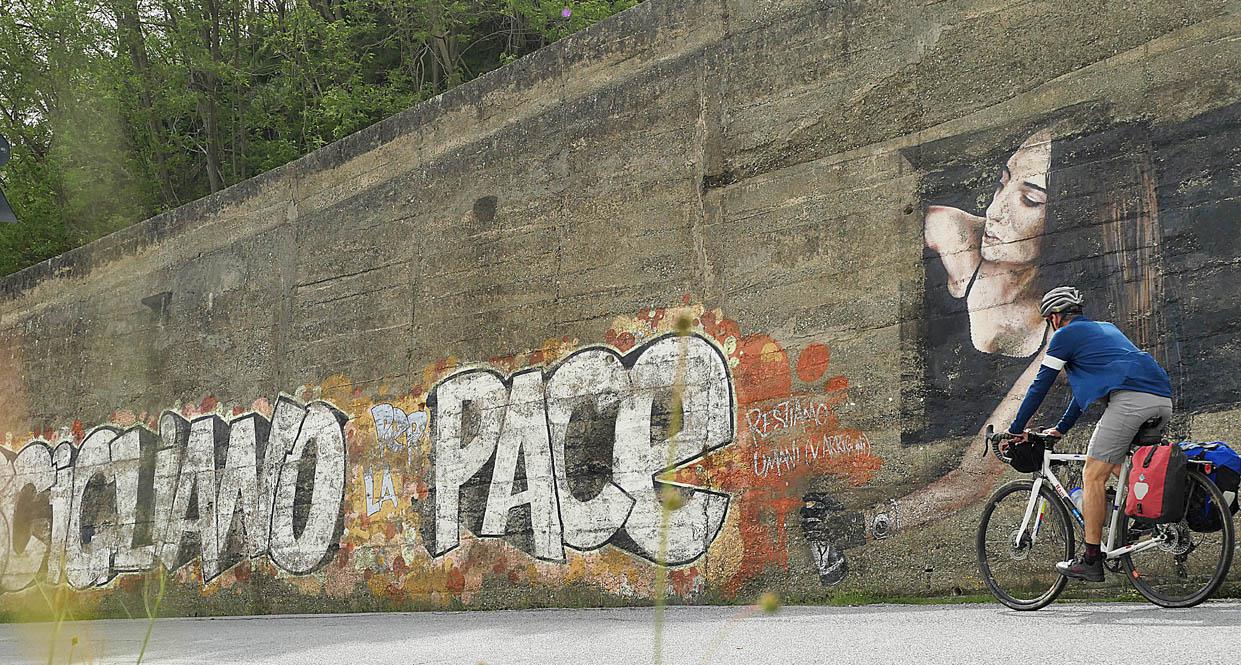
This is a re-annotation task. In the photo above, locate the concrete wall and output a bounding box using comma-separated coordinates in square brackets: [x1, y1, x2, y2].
[1, 0, 1240, 616]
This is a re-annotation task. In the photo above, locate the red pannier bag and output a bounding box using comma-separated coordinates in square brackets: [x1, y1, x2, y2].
[1125, 443, 1189, 523]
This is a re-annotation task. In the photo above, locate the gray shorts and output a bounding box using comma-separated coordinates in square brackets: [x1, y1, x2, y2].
[1087, 390, 1174, 464]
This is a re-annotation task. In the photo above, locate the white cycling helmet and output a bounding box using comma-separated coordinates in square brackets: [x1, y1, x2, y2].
[1039, 286, 1084, 317]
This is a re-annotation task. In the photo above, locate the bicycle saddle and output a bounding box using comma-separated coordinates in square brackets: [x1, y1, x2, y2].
[1128, 416, 1166, 448]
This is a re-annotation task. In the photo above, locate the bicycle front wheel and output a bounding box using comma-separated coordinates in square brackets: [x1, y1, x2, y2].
[977, 479, 1074, 611]
[1120, 469, 1235, 608]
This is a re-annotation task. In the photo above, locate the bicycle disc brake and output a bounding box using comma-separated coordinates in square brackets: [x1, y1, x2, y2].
[1156, 524, 1193, 556]
[1007, 528, 1032, 561]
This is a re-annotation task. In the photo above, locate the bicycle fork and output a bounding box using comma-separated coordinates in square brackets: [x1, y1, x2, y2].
[1017, 477, 1050, 545]
[1015, 473, 1095, 549]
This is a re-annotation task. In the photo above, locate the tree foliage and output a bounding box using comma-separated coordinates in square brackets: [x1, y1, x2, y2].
[0, 0, 637, 275]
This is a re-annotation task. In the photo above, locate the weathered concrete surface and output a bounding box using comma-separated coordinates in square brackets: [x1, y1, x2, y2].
[1, 0, 1240, 617]
[6, 603, 1241, 665]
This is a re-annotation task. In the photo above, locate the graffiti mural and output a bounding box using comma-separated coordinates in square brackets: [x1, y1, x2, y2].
[364, 468, 400, 517]
[0, 396, 348, 593]
[424, 333, 734, 564]
[748, 398, 873, 478]
[798, 493, 862, 586]
[905, 108, 1171, 447]
[0, 300, 882, 612]
[252, 302, 877, 607]
[364, 404, 426, 516]
[3, 106, 1236, 614]
[371, 404, 427, 465]
[776, 103, 1241, 590]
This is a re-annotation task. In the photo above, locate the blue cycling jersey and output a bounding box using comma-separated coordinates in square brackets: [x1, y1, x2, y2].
[1008, 315, 1172, 434]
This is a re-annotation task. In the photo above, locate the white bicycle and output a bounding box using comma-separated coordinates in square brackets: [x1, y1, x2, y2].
[976, 420, 1234, 610]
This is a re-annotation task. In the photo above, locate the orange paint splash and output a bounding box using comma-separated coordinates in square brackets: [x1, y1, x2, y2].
[644, 305, 881, 595]
[796, 344, 831, 382]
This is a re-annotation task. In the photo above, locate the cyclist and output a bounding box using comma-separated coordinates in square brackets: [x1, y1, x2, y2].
[1006, 286, 1173, 581]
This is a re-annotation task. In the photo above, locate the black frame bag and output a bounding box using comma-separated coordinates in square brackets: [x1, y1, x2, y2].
[1007, 440, 1045, 473]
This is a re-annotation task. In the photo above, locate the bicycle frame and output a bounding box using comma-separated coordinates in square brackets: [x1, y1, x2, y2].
[1016, 449, 1167, 560]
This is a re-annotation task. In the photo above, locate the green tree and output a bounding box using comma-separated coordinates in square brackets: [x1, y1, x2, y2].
[0, 0, 639, 276]
[0, 0, 149, 274]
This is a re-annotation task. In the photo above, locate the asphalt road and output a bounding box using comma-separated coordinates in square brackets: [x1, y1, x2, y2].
[3, 601, 1239, 665]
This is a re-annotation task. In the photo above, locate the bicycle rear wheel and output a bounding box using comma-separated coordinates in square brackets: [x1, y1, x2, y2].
[1120, 470, 1235, 608]
[977, 479, 1074, 611]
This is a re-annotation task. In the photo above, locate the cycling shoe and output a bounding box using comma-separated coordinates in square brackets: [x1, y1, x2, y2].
[1056, 555, 1105, 582]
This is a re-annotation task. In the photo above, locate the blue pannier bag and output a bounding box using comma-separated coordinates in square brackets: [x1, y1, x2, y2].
[1178, 441, 1241, 532]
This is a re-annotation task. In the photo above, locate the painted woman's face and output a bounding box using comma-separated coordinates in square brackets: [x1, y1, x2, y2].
[981, 130, 1051, 265]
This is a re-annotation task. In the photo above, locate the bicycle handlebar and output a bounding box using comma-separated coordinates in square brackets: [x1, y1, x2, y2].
[982, 424, 1059, 463]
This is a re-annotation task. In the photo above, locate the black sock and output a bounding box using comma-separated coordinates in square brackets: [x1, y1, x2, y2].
[1083, 542, 1101, 563]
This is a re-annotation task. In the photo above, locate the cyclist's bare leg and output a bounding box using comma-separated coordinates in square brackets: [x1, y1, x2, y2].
[1056, 456, 1117, 581]
[1082, 456, 1121, 544]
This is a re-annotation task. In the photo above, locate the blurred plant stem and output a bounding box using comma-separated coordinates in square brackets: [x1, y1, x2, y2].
[136, 565, 167, 665]
[35, 561, 76, 665]
[654, 315, 692, 665]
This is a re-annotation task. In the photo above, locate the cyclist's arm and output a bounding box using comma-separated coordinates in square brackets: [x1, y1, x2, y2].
[1007, 353, 1067, 434]
[1055, 398, 1082, 433]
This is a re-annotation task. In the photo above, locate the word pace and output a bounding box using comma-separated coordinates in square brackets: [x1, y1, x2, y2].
[427, 334, 735, 565]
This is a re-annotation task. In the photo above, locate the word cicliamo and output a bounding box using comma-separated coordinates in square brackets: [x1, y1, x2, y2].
[0, 397, 347, 593]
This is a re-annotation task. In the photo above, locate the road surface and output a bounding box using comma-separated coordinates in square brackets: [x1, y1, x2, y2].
[3, 601, 1238, 664]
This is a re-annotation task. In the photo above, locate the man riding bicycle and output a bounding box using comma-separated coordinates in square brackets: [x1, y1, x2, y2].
[1007, 286, 1173, 582]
